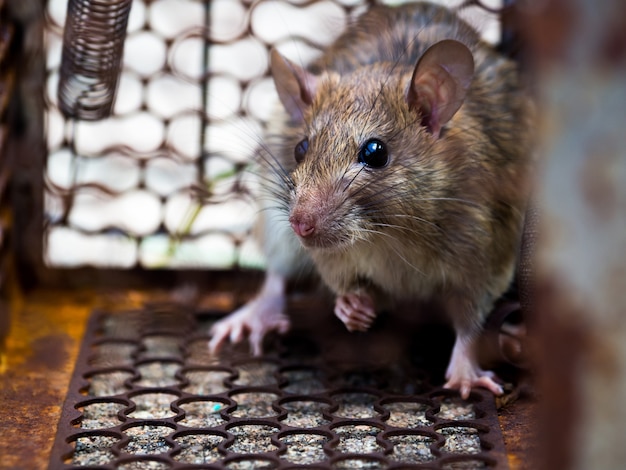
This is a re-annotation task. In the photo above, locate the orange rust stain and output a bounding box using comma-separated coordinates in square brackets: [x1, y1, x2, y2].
[499, 396, 539, 470]
[0, 288, 179, 469]
[0, 289, 95, 469]
[508, 454, 522, 469]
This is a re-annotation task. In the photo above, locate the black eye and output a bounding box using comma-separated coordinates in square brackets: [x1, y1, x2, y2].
[358, 138, 389, 168]
[294, 138, 309, 163]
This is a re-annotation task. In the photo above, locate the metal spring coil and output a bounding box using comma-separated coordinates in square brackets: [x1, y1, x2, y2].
[57, 0, 133, 121]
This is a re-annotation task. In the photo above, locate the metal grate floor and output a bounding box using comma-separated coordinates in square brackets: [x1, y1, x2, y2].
[48, 301, 510, 469]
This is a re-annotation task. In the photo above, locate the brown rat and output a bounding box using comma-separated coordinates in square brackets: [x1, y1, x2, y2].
[209, 1, 533, 399]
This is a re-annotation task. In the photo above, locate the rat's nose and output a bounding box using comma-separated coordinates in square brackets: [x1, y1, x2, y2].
[289, 216, 315, 238]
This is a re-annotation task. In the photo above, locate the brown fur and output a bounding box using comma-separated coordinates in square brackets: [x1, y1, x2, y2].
[259, 2, 533, 335]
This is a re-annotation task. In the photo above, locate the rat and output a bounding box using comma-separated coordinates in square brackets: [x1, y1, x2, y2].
[209, 1, 533, 399]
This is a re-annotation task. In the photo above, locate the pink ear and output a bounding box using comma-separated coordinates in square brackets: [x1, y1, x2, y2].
[270, 49, 318, 123]
[407, 40, 474, 138]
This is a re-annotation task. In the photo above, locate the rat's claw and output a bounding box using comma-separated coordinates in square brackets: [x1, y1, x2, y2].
[230, 322, 245, 344]
[208, 322, 231, 355]
[208, 313, 245, 355]
[444, 333, 504, 400]
[248, 315, 289, 356]
[334, 292, 376, 332]
[208, 287, 289, 356]
[444, 373, 503, 400]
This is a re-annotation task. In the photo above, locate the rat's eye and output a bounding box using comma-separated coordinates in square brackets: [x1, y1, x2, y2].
[358, 139, 388, 168]
[294, 138, 309, 163]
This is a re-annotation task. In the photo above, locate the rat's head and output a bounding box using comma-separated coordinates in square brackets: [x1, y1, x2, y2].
[270, 41, 474, 251]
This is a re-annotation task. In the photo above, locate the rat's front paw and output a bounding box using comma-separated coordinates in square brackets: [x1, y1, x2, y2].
[208, 295, 289, 356]
[334, 292, 376, 332]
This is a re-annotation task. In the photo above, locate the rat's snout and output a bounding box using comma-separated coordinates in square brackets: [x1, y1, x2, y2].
[288, 183, 347, 248]
[289, 213, 316, 238]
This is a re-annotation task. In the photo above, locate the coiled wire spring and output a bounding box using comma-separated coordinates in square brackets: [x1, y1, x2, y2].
[57, 0, 133, 120]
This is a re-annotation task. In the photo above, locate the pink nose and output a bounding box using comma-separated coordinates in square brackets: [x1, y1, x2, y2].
[290, 218, 315, 238]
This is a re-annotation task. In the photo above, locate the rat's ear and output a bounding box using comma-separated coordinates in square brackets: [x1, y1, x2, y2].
[270, 49, 318, 123]
[407, 40, 474, 138]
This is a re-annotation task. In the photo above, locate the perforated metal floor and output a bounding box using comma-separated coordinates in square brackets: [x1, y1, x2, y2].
[48, 301, 509, 469]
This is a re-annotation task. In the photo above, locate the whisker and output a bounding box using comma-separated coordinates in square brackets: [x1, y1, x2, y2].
[343, 164, 366, 193]
[370, 213, 443, 232]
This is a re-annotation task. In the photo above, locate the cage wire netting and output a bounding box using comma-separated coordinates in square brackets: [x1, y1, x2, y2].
[43, 0, 503, 270]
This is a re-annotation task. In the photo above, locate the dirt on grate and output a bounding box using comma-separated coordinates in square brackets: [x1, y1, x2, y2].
[47, 300, 513, 469]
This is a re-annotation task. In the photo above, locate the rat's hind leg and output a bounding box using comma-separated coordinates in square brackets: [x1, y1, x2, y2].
[208, 271, 289, 356]
[444, 332, 504, 399]
[334, 291, 377, 332]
